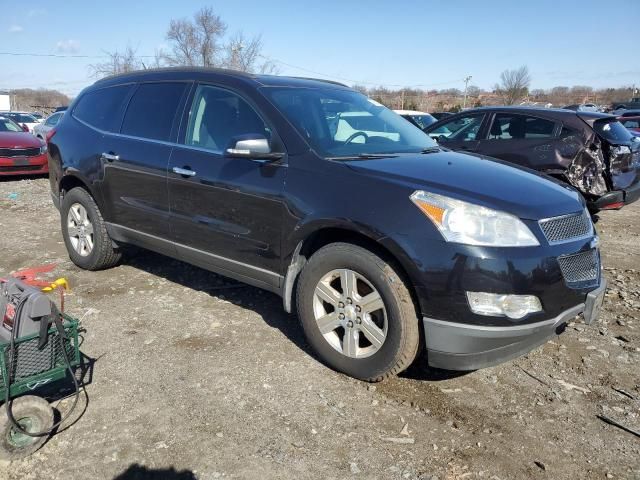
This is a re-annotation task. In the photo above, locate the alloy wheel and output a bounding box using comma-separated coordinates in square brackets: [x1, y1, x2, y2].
[67, 203, 94, 257]
[313, 269, 388, 358]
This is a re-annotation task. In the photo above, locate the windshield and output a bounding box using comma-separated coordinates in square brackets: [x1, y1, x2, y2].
[594, 119, 635, 144]
[0, 118, 22, 132]
[9, 114, 37, 123]
[263, 87, 437, 157]
[406, 114, 437, 129]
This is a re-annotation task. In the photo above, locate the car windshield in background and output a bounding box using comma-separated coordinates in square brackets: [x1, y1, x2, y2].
[408, 114, 437, 129]
[0, 118, 22, 132]
[9, 114, 37, 123]
[594, 120, 635, 144]
[263, 87, 437, 157]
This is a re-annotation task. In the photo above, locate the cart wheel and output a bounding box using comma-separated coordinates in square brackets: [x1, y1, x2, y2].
[0, 396, 54, 460]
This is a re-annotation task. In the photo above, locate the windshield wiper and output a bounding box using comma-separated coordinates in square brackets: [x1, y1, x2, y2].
[327, 153, 398, 160]
[419, 147, 441, 154]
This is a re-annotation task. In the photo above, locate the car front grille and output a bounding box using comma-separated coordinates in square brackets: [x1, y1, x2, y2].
[539, 210, 593, 244]
[0, 147, 41, 158]
[557, 249, 600, 288]
[0, 165, 43, 173]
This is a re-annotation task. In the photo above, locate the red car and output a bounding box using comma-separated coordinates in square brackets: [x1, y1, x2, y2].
[618, 115, 640, 136]
[0, 115, 48, 176]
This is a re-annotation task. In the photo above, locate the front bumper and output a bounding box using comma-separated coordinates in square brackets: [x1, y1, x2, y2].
[0, 153, 48, 176]
[424, 280, 607, 370]
[591, 180, 640, 211]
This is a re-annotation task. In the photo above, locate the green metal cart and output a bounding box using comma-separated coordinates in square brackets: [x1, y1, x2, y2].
[0, 315, 80, 460]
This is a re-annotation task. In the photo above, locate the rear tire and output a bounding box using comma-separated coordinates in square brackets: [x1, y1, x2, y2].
[61, 187, 121, 271]
[296, 243, 420, 381]
[0, 396, 54, 460]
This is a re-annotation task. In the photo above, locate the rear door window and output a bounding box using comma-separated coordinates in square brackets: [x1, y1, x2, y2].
[73, 84, 133, 132]
[487, 113, 556, 140]
[121, 82, 188, 142]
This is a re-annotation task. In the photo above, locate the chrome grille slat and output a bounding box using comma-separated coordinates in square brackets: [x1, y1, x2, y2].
[539, 210, 592, 244]
[557, 249, 600, 288]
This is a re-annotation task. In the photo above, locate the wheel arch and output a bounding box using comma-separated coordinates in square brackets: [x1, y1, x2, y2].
[58, 173, 104, 211]
[282, 225, 421, 317]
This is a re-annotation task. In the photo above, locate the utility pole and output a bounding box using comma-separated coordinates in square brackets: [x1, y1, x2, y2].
[462, 75, 472, 109]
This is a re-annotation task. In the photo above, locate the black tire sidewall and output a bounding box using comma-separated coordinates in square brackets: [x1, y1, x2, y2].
[297, 245, 411, 380]
[61, 188, 107, 270]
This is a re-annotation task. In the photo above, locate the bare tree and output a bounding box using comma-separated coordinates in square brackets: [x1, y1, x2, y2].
[223, 32, 279, 74]
[89, 45, 143, 78]
[494, 66, 531, 105]
[163, 6, 226, 67]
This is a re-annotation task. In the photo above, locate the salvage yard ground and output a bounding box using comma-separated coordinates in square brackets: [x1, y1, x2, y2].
[0, 177, 638, 480]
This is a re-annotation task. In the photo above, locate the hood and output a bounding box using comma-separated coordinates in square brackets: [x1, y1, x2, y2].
[0, 132, 44, 148]
[344, 150, 584, 220]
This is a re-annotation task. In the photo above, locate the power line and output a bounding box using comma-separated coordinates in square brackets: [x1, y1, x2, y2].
[0, 51, 156, 59]
[1, 50, 468, 90]
[257, 53, 467, 89]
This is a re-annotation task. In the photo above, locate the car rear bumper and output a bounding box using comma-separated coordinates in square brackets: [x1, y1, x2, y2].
[0, 153, 49, 176]
[424, 281, 606, 370]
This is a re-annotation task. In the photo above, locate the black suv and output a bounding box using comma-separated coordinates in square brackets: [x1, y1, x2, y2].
[423, 106, 640, 212]
[48, 68, 606, 380]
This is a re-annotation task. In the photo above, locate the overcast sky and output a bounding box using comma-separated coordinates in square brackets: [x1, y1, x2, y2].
[1, 0, 638, 97]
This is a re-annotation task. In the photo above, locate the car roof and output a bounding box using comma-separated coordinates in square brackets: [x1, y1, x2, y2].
[93, 67, 350, 91]
[393, 110, 430, 115]
[454, 105, 614, 120]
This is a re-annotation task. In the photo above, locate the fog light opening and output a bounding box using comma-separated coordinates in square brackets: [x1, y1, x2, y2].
[466, 292, 542, 319]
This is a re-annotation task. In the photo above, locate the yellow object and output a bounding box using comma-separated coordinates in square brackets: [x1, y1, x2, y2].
[42, 278, 69, 292]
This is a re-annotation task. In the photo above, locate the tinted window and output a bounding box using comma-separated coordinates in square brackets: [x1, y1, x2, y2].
[622, 119, 640, 129]
[121, 82, 187, 141]
[8, 114, 37, 123]
[185, 85, 270, 151]
[73, 85, 133, 132]
[430, 114, 485, 142]
[487, 114, 555, 140]
[265, 87, 436, 157]
[594, 120, 635, 143]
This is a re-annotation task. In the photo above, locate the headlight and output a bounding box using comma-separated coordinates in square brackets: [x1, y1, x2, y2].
[39, 144, 47, 154]
[410, 191, 539, 247]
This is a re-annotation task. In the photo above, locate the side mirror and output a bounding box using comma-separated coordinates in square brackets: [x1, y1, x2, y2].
[225, 134, 283, 161]
[21, 124, 29, 132]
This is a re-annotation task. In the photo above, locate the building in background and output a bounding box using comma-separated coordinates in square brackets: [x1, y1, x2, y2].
[0, 91, 10, 112]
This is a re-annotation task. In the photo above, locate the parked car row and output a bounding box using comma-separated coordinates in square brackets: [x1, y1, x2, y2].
[43, 68, 608, 381]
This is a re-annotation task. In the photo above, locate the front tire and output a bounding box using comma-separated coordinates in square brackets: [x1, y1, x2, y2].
[296, 243, 420, 381]
[61, 187, 121, 271]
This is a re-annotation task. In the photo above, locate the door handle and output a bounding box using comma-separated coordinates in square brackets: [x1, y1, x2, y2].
[172, 166, 197, 177]
[101, 152, 119, 162]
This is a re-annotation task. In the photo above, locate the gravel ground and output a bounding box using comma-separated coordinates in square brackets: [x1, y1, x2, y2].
[0, 177, 638, 480]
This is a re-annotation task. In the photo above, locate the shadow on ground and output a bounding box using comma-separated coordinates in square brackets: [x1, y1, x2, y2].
[113, 464, 196, 480]
[123, 248, 313, 358]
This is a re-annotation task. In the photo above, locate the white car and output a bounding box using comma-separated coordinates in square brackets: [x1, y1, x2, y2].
[393, 110, 437, 129]
[33, 111, 64, 140]
[5, 112, 40, 134]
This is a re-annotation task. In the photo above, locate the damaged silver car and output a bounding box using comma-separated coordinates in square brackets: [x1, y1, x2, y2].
[423, 107, 640, 212]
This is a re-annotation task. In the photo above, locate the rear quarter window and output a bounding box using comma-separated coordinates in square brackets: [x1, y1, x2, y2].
[73, 84, 133, 132]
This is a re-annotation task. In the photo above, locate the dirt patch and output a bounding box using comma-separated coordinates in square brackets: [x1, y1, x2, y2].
[0, 178, 639, 480]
